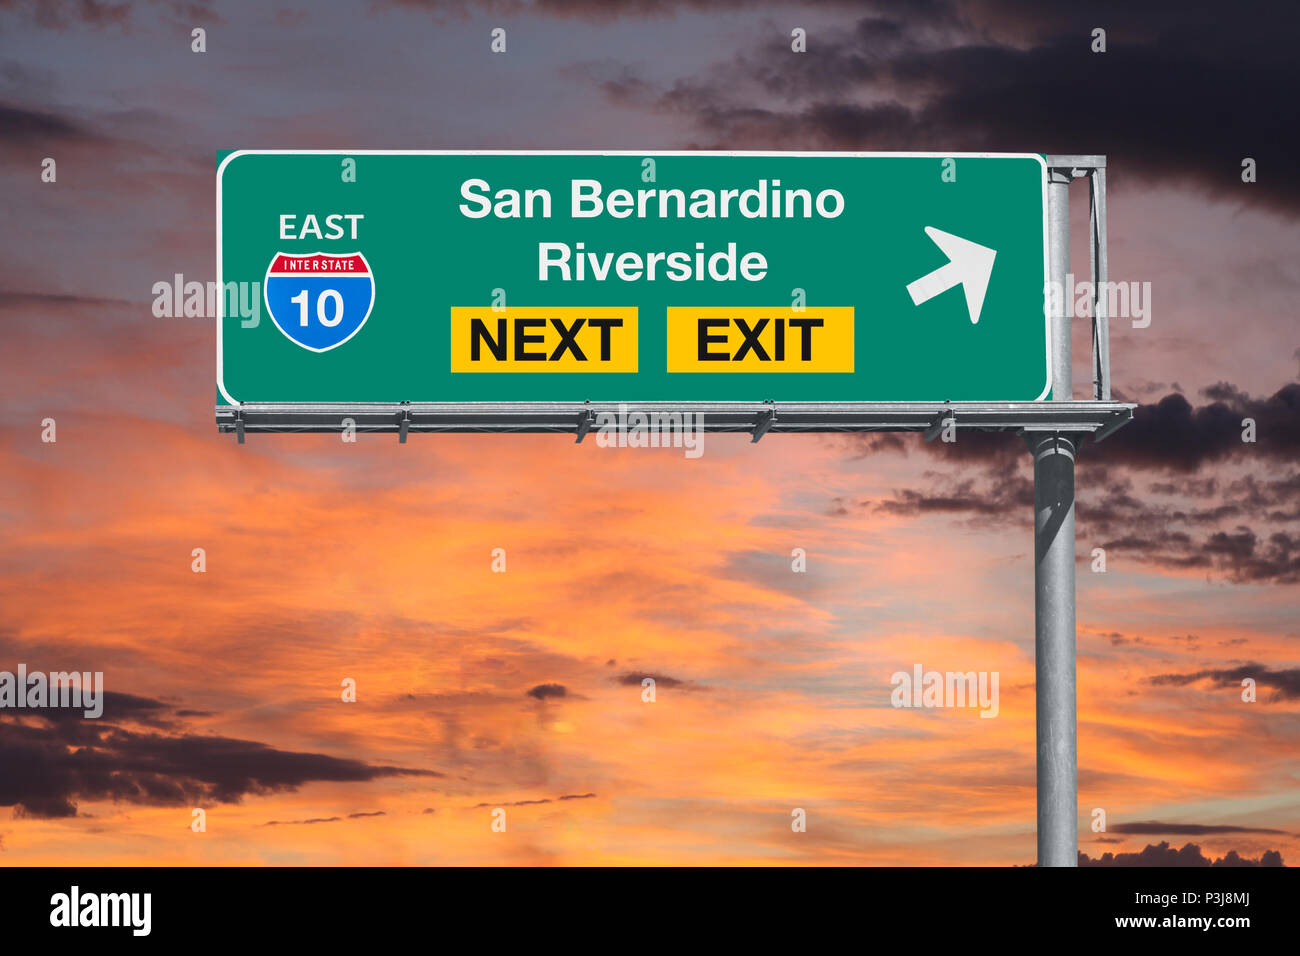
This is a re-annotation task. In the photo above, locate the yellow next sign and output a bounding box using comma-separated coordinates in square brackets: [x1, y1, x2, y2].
[450, 307, 639, 372]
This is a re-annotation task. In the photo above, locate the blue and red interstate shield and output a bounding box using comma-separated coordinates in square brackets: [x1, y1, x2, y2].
[264, 252, 375, 352]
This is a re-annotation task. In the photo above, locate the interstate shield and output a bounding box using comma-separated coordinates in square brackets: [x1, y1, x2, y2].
[263, 252, 375, 352]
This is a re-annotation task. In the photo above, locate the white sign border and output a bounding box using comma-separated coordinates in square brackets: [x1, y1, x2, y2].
[216, 150, 1051, 406]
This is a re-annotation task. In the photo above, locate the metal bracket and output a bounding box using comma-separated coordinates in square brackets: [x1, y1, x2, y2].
[751, 406, 775, 443]
[924, 407, 953, 442]
[575, 405, 596, 443]
[235, 409, 245, 445]
[397, 403, 411, 443]
[1090, 406, 1131, 443]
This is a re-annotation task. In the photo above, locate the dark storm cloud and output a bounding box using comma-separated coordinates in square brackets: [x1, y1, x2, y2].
[1078, 841, 1285, 866]
[0, 0, 130, 28]
[1107, 526, 1300, 584]
[392, 0, 872, 20]
[0, 0, 220, 28]
[472, 798, 550, 807]
[263, 816, 342, 826]
[18, 691, 178, 729]
[839, 427, 1026, 470]
[1098, 631, 1141, 647]
[0, 694, 441, 818]
[616, 672, 685, 688]
[526, 683, 567, 700]
[0, 98, 171, 174]
[873, 473, 1034, 517]
[470, 792, 596, 807]
[570, 0, 1300, 215]
[839, 433, 910, 461]
[0, 102, 95, 143]
[262, 812, 389, 826]
[0, 291, 135, 308]
[1147, 664, 1300, 701]
[1110, 821, 1292, 836]
[832, 377, 1300, 574]
[863, 464, 1300, 582]
[1101, 385, 1300, 472]
[1080, 466, 1300, 583]
[11, 0, 1296, 215]
[833, 381, 1300, 581]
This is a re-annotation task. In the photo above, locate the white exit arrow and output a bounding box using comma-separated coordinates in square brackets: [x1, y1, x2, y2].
[905, 227, 997, 324]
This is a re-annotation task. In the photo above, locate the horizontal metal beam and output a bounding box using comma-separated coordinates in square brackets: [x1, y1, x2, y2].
[1045, 154, 1106, 170]
[216, 401, 1134, 439]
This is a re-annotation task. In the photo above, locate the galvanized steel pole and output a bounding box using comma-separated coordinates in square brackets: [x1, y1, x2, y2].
[1032, 432, 1077, 866]
[1034, 165, 1078, 866]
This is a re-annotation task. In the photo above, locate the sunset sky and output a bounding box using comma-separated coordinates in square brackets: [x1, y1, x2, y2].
[1, 0, 1297, 866]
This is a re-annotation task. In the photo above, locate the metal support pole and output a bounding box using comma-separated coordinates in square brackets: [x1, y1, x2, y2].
[1032, 433, 1078, 866]
[1047, 168, 1072, 401]
[1035, 160, 1081, 866]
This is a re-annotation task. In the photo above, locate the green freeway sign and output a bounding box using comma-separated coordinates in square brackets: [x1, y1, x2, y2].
[216, 151, 1051, 407]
